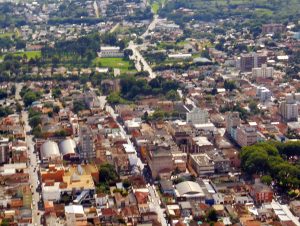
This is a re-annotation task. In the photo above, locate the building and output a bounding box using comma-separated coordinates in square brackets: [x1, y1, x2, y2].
[147, 147, 174, 179]
[189, 153, 215, 175]
[40, 141, 60, 162]
[256, 86, 271, 102]
[239, 53, 267, 72]
[279, 94, 299, 122]
[99, 46, 123, 58]
[252, 64, 274, 78]
[65, 205, 87, 226]
[175, 181, 205, 201]
[79, 125, 95, 161]
[250, 180, 273, 204]
[225, 112, 240, 133]
[262, 24, 285, 34]
[236, 126, 258, 147]
[186, 107, 209, 125]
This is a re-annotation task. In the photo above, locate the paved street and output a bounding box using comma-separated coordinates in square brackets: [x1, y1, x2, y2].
[106, 104, 167, 225]
[128, 15, 161, 79]
[15, 83, 43, 225]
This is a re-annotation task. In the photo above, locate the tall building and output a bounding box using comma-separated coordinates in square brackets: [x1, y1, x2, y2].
[79, 125, 95, 161]
[252, 64, 274, 78]
[186, 107, 209, 125]
[239, 53, 267, 72]
[225, 112, 241, 133]
[256, 86, 271, 102]
[262, 24, 285, 34]
[279, 101, 298, 122]
[236, 126, 258, 147]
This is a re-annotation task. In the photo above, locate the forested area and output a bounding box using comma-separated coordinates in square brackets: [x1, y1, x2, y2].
[241, 141, 300, 190]
[160, 0, 300, 29]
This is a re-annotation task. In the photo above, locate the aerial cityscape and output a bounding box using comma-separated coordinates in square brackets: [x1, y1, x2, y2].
[0, 0, 299, 225]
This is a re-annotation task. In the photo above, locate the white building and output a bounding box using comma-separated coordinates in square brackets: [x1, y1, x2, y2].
[65, 205, 87, 226]
[252, 64, 274, 78]
[186, 107, 209, 124]
[168, 53, 192, 59]
[256, 86, 271, 102]
[99, 46, 123, 58]
[279, 94, 299, 122]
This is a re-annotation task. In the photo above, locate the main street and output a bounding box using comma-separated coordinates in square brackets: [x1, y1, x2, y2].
[105, 103, 167, 226]
[128, 15, 161, 79]
[15, 83, 43, 225]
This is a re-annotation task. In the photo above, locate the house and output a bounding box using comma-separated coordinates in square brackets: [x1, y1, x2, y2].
[250, 180, 273, 204]
[159, 179, 174, 196]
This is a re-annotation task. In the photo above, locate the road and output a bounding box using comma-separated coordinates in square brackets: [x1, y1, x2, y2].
[93, 1, 99, 18]
[128, 15, 160, 79]
[148, 186, 167, 226]
[15, 83, 43, 225]
[105, 104, 167, 225]
[23, 110, 43, 225]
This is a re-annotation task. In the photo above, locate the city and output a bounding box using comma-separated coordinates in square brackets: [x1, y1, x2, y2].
[0, 0, 299, 226]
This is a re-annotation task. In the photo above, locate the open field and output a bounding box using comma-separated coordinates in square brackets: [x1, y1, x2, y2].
[93, 57, 136, 74]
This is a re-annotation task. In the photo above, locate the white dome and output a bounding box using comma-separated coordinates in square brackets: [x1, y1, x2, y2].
[40, 141, 60, 159]
[59, 139, 76, 156]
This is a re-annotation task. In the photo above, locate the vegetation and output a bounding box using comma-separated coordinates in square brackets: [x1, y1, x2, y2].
[160, 0, 300, 29]
[241, 141, 300, 190]
[97, 164, 118, 194]
[20, 87, 42, 107]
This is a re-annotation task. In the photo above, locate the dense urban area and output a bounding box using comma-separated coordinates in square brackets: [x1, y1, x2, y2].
[0, 0, 300, 225]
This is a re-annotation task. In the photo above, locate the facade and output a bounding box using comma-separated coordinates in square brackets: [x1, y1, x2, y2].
[262, 24, 285, 34]
[239, 53, 267, 72]
[225, 112, 240, 133]
[236, 126, 258, 147]
[252, 64, 274, 78]
[147, 148, 174, 179]
[79, 125, 95, 161]
[65, 205, 87, 226]
[189, 153, 215, 175]
[186, 107, 209, 125]
[250, 181, 273, 204]
[279, 95, 299, 122]
[99, 46, 123, 58]
[256, 86, 272, 102]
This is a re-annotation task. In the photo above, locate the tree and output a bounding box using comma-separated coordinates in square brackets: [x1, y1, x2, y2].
[224, 80, 236, 91]
[249, 100, 260, 114]
[16, 102, 22, 113]
[166, 90, 180, 101]
[261, 175, 272, 185]
[23, 91, 39, 107]
[207, 209, 218, 222]
[123, 49, 133, 60]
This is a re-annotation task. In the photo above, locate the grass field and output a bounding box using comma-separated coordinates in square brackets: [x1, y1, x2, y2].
[151, 2, 160, 14]
[0, 32, 15, 38]
[14, 51, 41, 59]
[93, 57, 136, 74]
[0, 51, 41, 61]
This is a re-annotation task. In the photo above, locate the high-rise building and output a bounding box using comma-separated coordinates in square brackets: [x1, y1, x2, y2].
[239, 53, 267, 72]
[252, 64, 274, 78]
[225, 112, 241, 133]
[236, 126, 258, 147]
[256, 86, 272, 102]
[262, 24, 285, 34]
[279, 101, 299, 122]
[186, 107, 209, 125]
[79, 125, 95, 161]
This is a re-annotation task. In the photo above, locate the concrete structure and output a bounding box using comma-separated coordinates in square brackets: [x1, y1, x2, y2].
[252, 64, 274, 78]
[175, 181, 205, 200]
[256, 86, 272, 102]
[186, 107, 209, 125]
[262, 24, 285, 34]
[79, 125, 95, 161]
[99, 46, 123, 58]
[239, 52, 267, 72]
[279, 94, 299, 122]
[236, 126, 257, 147]
[65, 205, 87, 226]
[40, 141, 60, 161]
[59, 139, 76, 157]
[147, 148, 174, 179]
[225, 112, 240, 133]
[189, 153, 215, 175]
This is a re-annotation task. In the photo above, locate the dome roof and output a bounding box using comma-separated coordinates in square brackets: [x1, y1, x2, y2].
[40, 141, 60, 159]
[59, 139, 76, 156]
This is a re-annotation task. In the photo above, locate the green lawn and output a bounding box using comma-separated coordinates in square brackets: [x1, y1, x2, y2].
[14, 51, 41, 59]
[0, 32, 15, 38]
[151, 2, 160, 14]
[93, 57, 136, 74]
